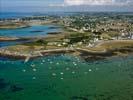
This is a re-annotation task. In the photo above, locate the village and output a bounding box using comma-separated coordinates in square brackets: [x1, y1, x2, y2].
[0, 12, 133, 61]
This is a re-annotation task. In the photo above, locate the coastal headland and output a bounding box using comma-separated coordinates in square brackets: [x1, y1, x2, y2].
[0, 21, 30, 29]
[0, 14, 133, 62]
[0, 39, 133, 62]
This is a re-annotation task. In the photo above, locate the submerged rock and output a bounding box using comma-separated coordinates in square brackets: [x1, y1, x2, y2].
[47, 32, 62, 35]
[0, 78, 24, 93]
[30, 30, 44, 33]
[10, 85, 24, 92]
[71, 96, 88, 100]
[0, 78, 9, 90]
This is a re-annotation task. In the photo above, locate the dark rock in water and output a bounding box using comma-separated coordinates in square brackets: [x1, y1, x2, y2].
[47, 32, 62, 35]
[48, 26, 59, 29]
[30, 30, 44, 33]
[0, 78, 9, 89]
[71, 96, 88, 100]
[10, 85, 24, 92]
[80, 54, 106, 62]
[0, 78, 23, 92]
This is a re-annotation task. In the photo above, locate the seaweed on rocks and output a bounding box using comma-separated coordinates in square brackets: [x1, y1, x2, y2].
[71, 96, 88, 100]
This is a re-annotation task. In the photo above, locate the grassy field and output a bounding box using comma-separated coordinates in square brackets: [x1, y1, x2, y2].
[97, 40, 133, 49]
[87, 40, 133, 52]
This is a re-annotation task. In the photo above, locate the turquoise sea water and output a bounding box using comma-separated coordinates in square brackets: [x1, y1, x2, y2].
[0, 25, 61, 38]
[0, 55, 133, 100]
[0, 12, 75, 19]
[0, 40, 32, 48]
[0, 24, 61, 47]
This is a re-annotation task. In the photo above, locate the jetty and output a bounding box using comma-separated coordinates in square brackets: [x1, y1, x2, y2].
[0, 48, 75, 62]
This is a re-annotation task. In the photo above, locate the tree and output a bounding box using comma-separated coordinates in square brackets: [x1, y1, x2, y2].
[36, 39, 48, 49]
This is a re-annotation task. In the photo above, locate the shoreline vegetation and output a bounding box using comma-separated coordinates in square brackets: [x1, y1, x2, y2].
[0, 39, 133, 62]
[0, 22, 30, 29]
[0, 14, 133, 62]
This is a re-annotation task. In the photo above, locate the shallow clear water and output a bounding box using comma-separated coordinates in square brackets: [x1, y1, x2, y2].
[0, 12, 35, 19]
[0, 25, 61, 38]
[0, 24, 61, 47]
[0, 40, 31, 47]
[0, 55, 133, 100]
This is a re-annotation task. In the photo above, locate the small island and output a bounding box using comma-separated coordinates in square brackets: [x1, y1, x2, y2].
[0, 36, 18, 41]
[0, 21, 30, 29]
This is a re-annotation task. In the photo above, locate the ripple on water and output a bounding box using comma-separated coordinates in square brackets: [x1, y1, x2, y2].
[0, 55, 133, 100]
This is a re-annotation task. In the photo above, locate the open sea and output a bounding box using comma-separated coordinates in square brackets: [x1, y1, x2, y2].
[0, 12, 75, 19]
[0, 55, 133, 100]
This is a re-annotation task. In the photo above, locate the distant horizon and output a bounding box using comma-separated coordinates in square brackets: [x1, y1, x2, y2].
[1, 0, 133, 13]
[1, 11, 133, 19]
[1, 11, 133, 13]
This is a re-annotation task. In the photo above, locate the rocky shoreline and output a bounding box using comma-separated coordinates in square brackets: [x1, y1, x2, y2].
[78, 47, 133, 62]
[0, 36, 19, 41]
[0, 30, 133, 62]
[0, 22, 30, 29]
[0, 43, 133, 62]
[0, 48, 75, 62]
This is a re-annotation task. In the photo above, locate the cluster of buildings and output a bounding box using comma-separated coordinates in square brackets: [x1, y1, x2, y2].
[61, 13, 133, 40]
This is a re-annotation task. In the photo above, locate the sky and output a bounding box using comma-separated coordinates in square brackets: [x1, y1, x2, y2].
[0, 0, 133, 12]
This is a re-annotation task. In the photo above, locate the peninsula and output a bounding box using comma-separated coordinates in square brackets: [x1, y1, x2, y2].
[0, 12, 133, 62]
